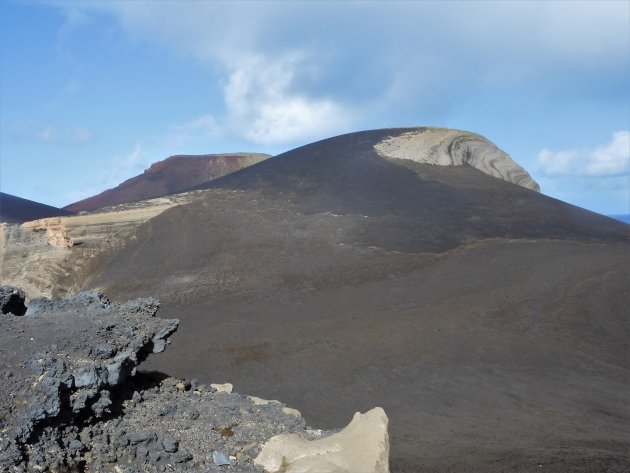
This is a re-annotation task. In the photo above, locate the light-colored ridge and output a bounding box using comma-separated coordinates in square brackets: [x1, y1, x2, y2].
[374, 128, 540, 191]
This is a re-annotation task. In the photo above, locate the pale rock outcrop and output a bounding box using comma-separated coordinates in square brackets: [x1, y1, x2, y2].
[23, 217, 74, 247]
[374, 128, 540, 191]
[254, 407, 390, 473]
[210, 382, 234, 393]
[0, 194, 195, 300]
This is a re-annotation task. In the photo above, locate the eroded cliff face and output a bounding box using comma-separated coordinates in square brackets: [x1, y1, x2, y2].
[22, 217, 74, 248]
[374, 128, 540, 191]
[0, 222, 72, 299]
[0, 194, 196, 300]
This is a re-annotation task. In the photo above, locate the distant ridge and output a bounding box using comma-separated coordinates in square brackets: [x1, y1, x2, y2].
[0, 192, 75, 224]
[65, 153, 269, 212]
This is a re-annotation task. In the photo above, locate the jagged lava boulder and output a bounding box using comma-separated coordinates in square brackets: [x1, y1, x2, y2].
[0, 292, 177, 470]
[0, 285, 26, 315]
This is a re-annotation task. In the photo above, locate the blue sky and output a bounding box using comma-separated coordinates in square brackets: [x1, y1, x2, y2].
[1, 1, 628, 215]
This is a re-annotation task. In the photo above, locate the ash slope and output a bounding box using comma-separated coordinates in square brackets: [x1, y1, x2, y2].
[81, 128, 629, 472]
[0, 192, 75, 224]
[65, 153, 269, 213]
[191, 127, 627, 250]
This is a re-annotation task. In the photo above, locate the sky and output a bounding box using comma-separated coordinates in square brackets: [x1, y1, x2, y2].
[0, 0, 628, 215]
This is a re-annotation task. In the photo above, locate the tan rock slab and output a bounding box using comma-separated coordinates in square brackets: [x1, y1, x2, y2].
[211, 383, 233, 393]
[254, 406, 389, 473]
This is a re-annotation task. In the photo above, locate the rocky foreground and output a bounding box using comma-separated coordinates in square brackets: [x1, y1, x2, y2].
[0, 287, 389, 473]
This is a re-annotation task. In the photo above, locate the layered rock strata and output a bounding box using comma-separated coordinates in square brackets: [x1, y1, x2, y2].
[374, 128, 540, 191]
[0, 194, 196, 300]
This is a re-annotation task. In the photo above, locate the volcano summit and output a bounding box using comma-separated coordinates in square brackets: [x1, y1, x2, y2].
[1, 127, 628, 472]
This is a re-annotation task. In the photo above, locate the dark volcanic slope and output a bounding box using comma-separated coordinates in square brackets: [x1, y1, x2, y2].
[65, 153, 269, 212]
[0, 192, 75, 223]
[192, 127, 628, 250]
[83, 128, 630, 472]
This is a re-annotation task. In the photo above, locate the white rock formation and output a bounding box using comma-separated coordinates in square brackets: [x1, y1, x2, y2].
[254, 407, 390, 473]
[374, 128, 540, 191]
[22, 217, 74, 248]
[0, 194, 193, 300]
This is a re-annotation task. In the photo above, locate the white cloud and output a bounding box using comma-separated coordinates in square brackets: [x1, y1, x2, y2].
[13, 125, 95, 144]
[587, 131, 630, 176]
[221, 54, 353, 145]
[55, 1, 358, 146]
[45, 1, 627, 147]
[247, 96, 345, 145]
[166, 53, 354, 147]
[538, 131, 630, 177]
[81, 1, 628, 69]
[536, 131, 630, 214]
